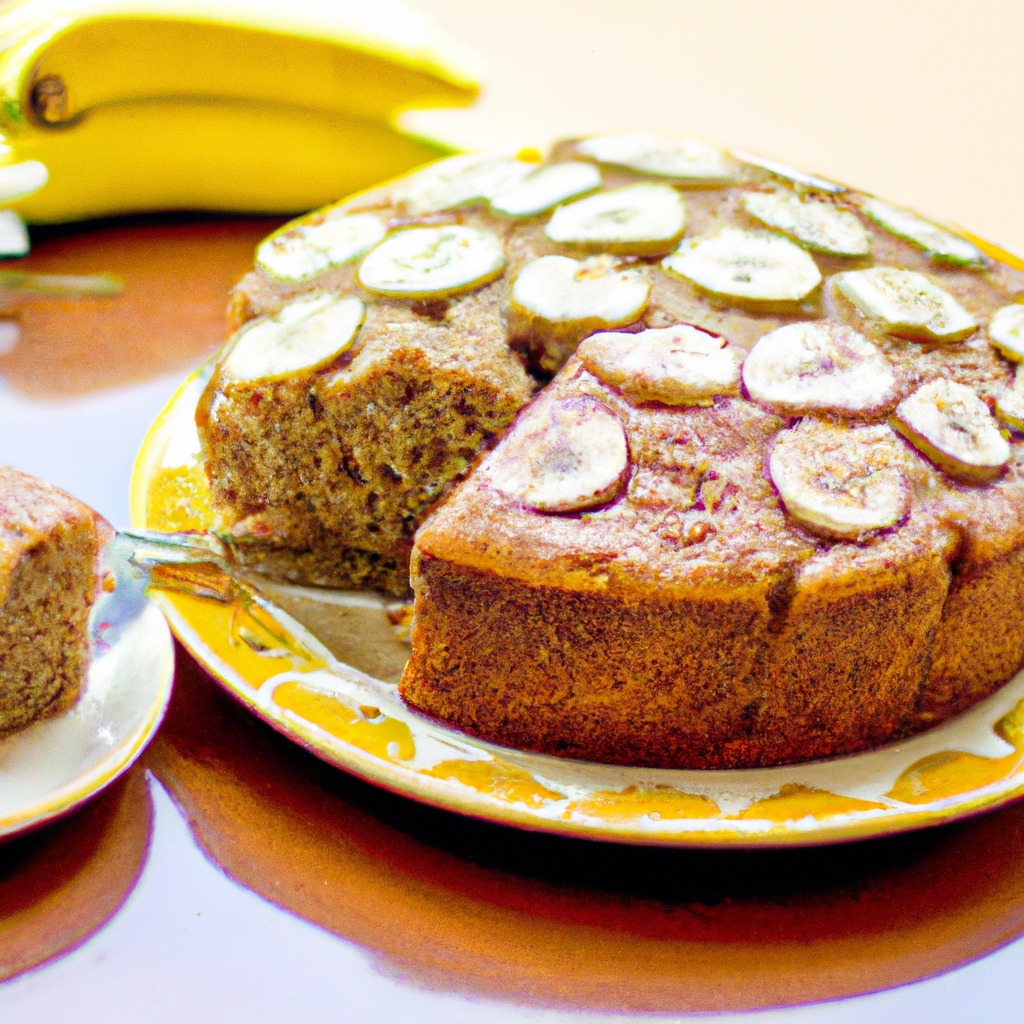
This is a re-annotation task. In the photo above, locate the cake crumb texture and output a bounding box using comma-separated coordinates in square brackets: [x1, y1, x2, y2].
[199, 294, 533, 594]
[0, 466, 102, 733]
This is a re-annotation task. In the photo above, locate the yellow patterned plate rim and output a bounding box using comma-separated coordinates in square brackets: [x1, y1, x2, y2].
[0, 538, 175, 839]
[129, 365, 1024, 847]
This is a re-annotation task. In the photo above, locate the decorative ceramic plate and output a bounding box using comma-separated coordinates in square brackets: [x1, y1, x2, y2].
[0, 534, 174, 839]
[130, 354, 1024, 848]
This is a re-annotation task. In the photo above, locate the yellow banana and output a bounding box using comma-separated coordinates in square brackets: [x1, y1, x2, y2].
[7, 100, 457, 222]
[0, 0, 479, 222]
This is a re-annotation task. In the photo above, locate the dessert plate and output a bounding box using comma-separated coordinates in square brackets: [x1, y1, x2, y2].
[130, 363, 1024, 848]
[0, 533, 174, 840]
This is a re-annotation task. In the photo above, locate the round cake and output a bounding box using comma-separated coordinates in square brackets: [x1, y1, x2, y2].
[198, 135, 1024, 768]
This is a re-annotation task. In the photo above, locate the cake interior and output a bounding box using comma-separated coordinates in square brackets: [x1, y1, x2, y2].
[0, 495, 99, 733]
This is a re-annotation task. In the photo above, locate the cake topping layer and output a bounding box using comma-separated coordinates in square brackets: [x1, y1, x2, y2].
[215, 134, 1024, 597]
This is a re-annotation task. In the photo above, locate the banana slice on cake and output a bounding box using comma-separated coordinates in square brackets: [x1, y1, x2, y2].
[742, 189, 870, 257]
[733, 151, 844, 193]
[578, 324, 742, 406]
[834, 268, 976, 342]
[770, 422, 909, 541]
[358, 225, 505, 297]
[220, 293, 365, 383]
[743, 322, 895, 415]
[490, 161, 601, 217]
[576, 133, 738, 185]
[488, 397, 629, 513]
[893, 379, 1010, 482]
[257, 212, 387, 284]
[859, 198, 983, 266]
[663, 227, 821, 303]
[544, 183, 686, 255]
[393, 153, 536, 215]
[988, 303, 1024, 362]
[511, 254, 650, 333]
[995, 377, 1024, 432]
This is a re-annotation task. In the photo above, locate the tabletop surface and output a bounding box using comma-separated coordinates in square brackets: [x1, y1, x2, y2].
[3, 2, 1024, 1020]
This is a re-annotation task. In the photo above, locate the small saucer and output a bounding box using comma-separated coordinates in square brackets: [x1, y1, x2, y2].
[0, 534, 174, 839]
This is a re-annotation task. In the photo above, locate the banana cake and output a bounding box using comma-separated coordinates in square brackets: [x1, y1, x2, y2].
[0, 465, 106, 733]
[199, 136, 1024, 766]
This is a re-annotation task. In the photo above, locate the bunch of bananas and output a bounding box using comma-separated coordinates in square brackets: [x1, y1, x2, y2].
[0, 0, 478, 225]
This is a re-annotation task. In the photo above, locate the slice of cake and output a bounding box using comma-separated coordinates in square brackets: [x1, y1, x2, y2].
[0, 466, 106, 733]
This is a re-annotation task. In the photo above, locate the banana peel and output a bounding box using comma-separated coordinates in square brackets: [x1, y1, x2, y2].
[0, 0, 480, 222]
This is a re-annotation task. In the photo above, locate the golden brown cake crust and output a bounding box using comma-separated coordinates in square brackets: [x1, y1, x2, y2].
[403, 551, 955, 768]
[0, 466, 105, 733]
